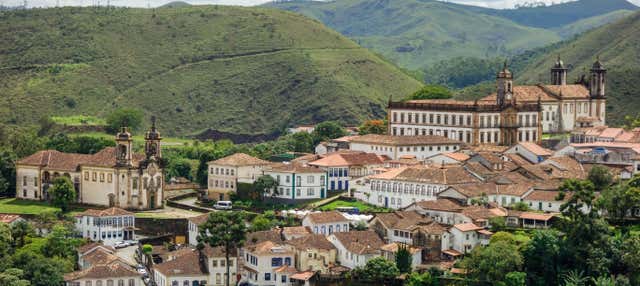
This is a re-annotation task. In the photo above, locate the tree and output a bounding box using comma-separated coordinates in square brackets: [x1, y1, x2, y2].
[463, 240, 523, 283]
[250, 215, 274, 232]
[105, 108, 143, 134]
[562, 270, 588, 286]
[489, 216, 506, 232]
[359, 120, 386, 135]
[511, 201, 530, 211]
[290, 132, 314, 153]
[352, 256, 399, 282]
[254, 175, 277, 200]
[523, 230, 562, 286]
[42, 224, 80, 259]
[311, 121, 347, 144]
[197, 212, 247, 286]
[0, 223, 13, 259]
[166, 157, 193, 181]
[0, 148, 17, 197]
[0, 268, 30, 286]
[599, 183, 640, 224]
[588, 165, 613, 191]
[406, 272, 436, 286]
[10, 220, 33, 248]
[48, 177, 76, 213]
[11, 250, 64, 286]
[395, 243, 412, 273]
[408, 85, 453, 100]
[505, 271, 526, 286]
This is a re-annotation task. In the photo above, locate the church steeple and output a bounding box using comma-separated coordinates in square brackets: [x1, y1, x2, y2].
[551, 55, 568, 85]
[144, 116, 162, 159]
[590, 57, 606, 99]
[496, 60, 514, 107]
[115, 126, 133, 167]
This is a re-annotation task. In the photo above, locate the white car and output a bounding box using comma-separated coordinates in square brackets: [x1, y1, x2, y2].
[114, 241, 128, 249]
[138, 268, 147, 275]
[214, 201, 233, 210]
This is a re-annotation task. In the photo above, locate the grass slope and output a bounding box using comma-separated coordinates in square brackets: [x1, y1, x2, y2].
[267, 0, 560, 70]
[0, 6, 422, 136]
[515, 11, 640, 125]
[553, 9, 636, 38]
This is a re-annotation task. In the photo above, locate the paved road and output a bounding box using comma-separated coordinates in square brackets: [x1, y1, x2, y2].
[115, 245, 138, 266]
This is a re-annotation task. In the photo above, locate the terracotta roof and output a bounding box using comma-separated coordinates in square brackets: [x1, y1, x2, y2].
[540, 156, 587, 180]
[309, 152, 385, 167]
[246, 229, 284, 246]
[274, 265, 297, 274]
[201, 245, 237, 258]
[349, 134, 463, 146]
[187, 212, 210, 225]
[287, 234, 336, 251]
[571, 142, 640, 154]
[446, 183, 498, 198]
[76, 207, 133, 217]
[267, 162, 324, 174]
[290, 271, 316, 281]
[245, 241, 293, 256]
[461, 206, 506, 221]
[64, 262, 138, 281]
[524, 190, 572, 202]
[208, 153, 270, 166]
[517, 142, 553, 156]
[380, 243, 421, 254]
[413, 198, 464, 212]
[282, 226, 312, 237]
[599, 128, 624, 139]
[519, 212, 555, 221]
[372, 211, 434, 231]
[453, 223, 483, 232]
[369, 165, 480, 185]
[481, 84, 589, 103]
[78, 242, 115, 255]
[331, 230, 384, 255]
[153, 249, 207, 277]
[503, 154, 532, 167]
[18, 147, 148, 171]
[81, 249, 127, 268]
[0, 214, 21, 224]
[444, 152, 471, 162]
[442, 249, 463, 257]
[305, 211, 348, 224]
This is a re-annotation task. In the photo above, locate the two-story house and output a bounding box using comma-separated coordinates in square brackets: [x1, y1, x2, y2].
[264, 162, 327, 201]
[286, 234, 337, 274]
[207, 153, 271, 201]
[308, 151, 386, 192]
[74, 207, 136, 246]
[327, 230, 384, 269]
[242, 241, 295, 286]
[302, 211, 350, 235]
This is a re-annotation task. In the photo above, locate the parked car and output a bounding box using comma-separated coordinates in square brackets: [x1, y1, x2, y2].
[214, 201, 233, 210]
[138, 268, 147, 276]
[125, 240, 138, 246]
[114, 241, 128, 249]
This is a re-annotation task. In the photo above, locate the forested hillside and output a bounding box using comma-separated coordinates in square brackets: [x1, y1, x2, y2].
[0, 6, 423, 137]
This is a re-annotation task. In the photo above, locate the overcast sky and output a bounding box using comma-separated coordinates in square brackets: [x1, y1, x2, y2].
[2, 0, 639, 10]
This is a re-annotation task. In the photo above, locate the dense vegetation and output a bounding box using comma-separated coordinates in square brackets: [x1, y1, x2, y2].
[0, 6, 422, 137]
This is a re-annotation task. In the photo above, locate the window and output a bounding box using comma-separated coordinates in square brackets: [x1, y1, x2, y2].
[100, 173, 105, 182]
[282, 275, 288, 283]
[84, 171, 89, 181]
[285, 257, 291, 265]
[212, 260, 218, 267]
[265, 273, 271, 281]
[272, 257, 283, 267]
[107, 280, 114, 286]
[118, 280, 124, 286]
[107, 174, 113, 183]
[92, 172, 97, 181]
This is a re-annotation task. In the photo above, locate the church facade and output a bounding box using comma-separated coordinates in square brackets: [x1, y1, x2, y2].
[388, 58, 607, 146]
[16, 120, 165, 210]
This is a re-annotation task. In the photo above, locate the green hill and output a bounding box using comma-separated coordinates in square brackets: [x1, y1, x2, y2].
[266, 0, 561, 71]
[473, 0, 638, 29]
[514, 11, 640, 125]
[0, 6, 423, 137]
[553, 9, 636, 38]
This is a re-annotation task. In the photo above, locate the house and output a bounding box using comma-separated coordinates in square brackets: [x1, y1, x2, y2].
[380, 243, 422, 269]
[302, 211, 350, 235]
[389, 59, 607, 140]
[281, 226, 312, 241]
[571, 126, 639, 143]
[309, 152, 386, 192]
[242, 241, 295, 286]
[442, 223, 492, 255]
[202, 246, 239, 286]
[187, 213, 210, 246]
[0, 213, 25, 226]
[347, 134, 464, 161]
[77, 242, 118, 269]
[153, 248, 209, 286]
[369, 211, 447, 262]
[327, 230, 384, 269]
[426, 152, 471, 165]
[286, 234, 337, 274]
[437, 181, 533, 207]
[404, 199, 506, 228]
[16, 122, 165, 210]
[505, 211, 556, 229]
[264, 162, 327, 201]
[64, 261, 142, 286]
[363, 164, 481, 209]
[504, 142, 553, 163]
[207, 153, 271, 201]
[74, 207, 136, 246]
[523, 190, 573, 212]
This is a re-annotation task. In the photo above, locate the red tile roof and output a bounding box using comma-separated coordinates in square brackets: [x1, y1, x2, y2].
[64, 262, 138, 281]
[309, 152, 385, 167]
[369, 165, 480, 185]
[76, 207, 133, 217]
[453, 223, 483, 232]
[0, 214, 21, 224]
[305, 211, 348, 224]
[349, 134, 463, 146]
[153, 249, 208, 277]
[517, 142, 553, 156]
[331, 230, 384, 255]
[207, 153, 270, 166]
[18, 147, 147, 171]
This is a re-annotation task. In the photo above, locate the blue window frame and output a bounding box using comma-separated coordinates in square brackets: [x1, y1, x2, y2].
[338, 168, 342, 177]
[271, 257, 283, 267]
[344, 169, 348, 177]
[265, 273, 271, 281]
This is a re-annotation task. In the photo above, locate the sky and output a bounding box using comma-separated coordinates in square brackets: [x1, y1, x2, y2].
[2, 0, 639, 9]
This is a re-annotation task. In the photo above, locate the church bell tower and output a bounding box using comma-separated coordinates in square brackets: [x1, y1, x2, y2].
[115, 126, 133, 167]
[496, 61, 514, 108]
[144, 116, 162, 159]
[551, 55, 568, 85]
[590, 57, 606, 99]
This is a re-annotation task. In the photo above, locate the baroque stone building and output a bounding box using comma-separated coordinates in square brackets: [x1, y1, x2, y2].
[388, 58, 607, 145]
[16, 120, 165, 210]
